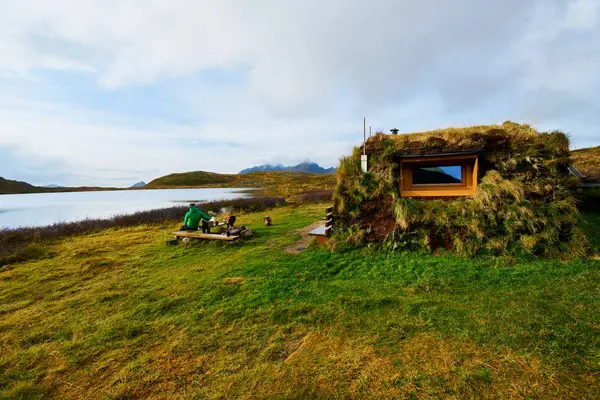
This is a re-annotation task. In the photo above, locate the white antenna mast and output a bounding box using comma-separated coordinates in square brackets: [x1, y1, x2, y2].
[363, 117, 366, 156]
[361, 117, 368, 172]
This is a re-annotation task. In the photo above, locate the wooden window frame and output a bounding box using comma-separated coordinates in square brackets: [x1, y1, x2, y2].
[400, 154, 478, 198]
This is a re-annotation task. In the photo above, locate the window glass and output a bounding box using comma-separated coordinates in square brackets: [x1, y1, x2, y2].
[413, 165, 462, 185]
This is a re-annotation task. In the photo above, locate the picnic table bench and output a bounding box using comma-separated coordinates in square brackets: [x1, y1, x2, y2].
[173, 231, 240, 241]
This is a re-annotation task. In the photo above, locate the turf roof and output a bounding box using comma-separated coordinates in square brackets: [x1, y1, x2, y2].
[363, 121, 555, 157]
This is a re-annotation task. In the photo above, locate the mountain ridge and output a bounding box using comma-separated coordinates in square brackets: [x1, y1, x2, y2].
[240, 162, 336, 174]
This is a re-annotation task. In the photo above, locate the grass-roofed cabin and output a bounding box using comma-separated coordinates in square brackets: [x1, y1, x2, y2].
[333, 121, 587, 258]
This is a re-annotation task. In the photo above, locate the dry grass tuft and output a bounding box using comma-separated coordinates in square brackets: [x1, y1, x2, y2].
[245, 332, 593, 399]
[223, 277, 245, 285]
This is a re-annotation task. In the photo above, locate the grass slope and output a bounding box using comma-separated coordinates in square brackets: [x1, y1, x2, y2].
[147, 170, 336, 195]
[146, 171, 233, 187]
[0, 177, 117, 195]
[572, 146, 600, 180]
[0, 177, 39, 194]
[1, 204, 599, 399]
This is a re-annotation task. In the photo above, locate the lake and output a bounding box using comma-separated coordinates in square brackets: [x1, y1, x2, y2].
[0, 188, 254, 229]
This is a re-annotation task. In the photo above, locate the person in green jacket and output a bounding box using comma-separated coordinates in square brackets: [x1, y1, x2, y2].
[180, 203, 211, 232]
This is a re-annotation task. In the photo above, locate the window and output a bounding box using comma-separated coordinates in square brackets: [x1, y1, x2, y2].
[412, 165, 463, 185]
[400, 155, 478, 198]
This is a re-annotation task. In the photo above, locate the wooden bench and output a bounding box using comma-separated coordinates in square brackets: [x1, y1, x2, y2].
[308, 225, 332, 245]
[173, 231, 240, 241]
[308, 206, 334, 245]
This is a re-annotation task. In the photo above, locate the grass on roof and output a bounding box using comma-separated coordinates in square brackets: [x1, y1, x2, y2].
[365, 121, 542, 152]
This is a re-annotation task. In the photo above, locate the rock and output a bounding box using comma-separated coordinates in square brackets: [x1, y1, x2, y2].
[242, 228, 254, 238]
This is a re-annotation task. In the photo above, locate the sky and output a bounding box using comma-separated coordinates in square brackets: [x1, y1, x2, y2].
[0, 0, 599, 187]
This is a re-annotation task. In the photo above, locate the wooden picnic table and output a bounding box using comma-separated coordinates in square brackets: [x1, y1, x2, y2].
[173, 231, 239, 241]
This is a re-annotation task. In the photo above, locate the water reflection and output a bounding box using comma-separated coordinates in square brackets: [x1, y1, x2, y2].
[0, 188, 253, 229]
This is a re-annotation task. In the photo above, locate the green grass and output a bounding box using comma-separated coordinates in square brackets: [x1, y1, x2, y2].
[581, 212, 600, 254]
[1, 204, 599, 399]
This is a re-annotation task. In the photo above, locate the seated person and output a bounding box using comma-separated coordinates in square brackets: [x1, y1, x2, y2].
[180, 203, 211, 232]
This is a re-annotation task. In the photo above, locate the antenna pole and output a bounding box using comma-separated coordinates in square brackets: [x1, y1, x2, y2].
[361, 118, 368, 173]
[369, 126, 372, 138]
[363, 117, 366, 155]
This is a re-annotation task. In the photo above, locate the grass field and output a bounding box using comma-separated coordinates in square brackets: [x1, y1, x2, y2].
[1, 204, 599, 399]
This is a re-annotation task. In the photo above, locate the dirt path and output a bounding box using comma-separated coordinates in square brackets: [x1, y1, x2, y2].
[284, 221, 324, 254]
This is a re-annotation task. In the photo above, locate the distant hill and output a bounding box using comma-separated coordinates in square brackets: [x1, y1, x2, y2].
[572, 146, 600, 181]
[0, 177, 117, 195]
[130, 181, 147, 188]
[147, 171, 232, 187]
[2, 166, 337, 196]
[0, 177, 40, 194]
[146, 170, 336, 195]
[43, 184, 62, 188]
[240, 162, 336, 174]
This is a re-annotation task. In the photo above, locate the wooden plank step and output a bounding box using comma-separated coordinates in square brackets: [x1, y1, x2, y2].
[174, 232, 239, 241]
[326, 206, 333, 213]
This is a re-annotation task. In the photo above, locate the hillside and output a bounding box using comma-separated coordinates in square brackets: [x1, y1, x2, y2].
[571, 146, 600, 180]
[0, 177, 117, 195]
[146, 170, 336, 195]
[146, 171, 232, 187]
[0, 177, 40, 194]
[1, 169, 336, 196]
[240, 162, 336, 174]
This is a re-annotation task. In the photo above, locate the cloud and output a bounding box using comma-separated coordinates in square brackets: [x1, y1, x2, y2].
[0, 0, 599, 185]
[0, 145, 83, 186]
[563, 0, 600, 30]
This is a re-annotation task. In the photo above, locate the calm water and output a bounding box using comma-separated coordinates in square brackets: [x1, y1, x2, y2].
[0, 188, 254, 229]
